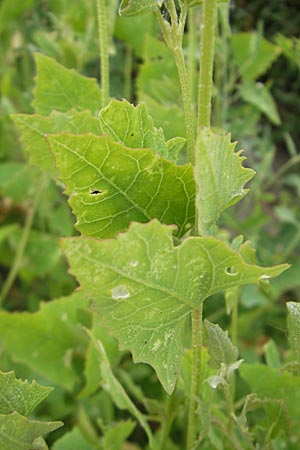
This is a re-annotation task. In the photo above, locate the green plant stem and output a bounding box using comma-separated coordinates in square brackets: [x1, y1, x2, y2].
[186, 304, 203, 450]
[96, 0, 110, 107]
[188, 8, 197, 104]
[159, 395, 175, 450]
[77, 403, 100, 445]
[124, 46, 133, 101]
[197, 0, 217, 128]
[155, 3, 195, 163]
[0, 176, 46, 308]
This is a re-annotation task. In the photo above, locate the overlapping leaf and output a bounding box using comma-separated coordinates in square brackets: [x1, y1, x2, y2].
[0, 294, 88, 390]
[32, 53, 102, 115]
[12, 111, 99, 177]
[239, 82, 281, 125]
[195, 129, 255, 234]
[62, 220, 287, 393]
[99, 99, 185, 160]
[48, 133, 195, 238]
[0, 412, 62, 450]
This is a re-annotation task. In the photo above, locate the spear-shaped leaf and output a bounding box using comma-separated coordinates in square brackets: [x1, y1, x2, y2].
[62, 220, 288, 393]
[195, 128, 254, 234]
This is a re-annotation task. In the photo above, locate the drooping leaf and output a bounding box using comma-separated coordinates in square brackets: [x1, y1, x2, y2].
[0, 371, 52, 416]
[32, 53, 102, 115]
[52, 427, 94, 450]
[119, 0, 161, 17]
[205, 320, 238, 369]
[194, 129, 255, 234]
[62, 220, 288, 393]
[0, 412, 62, 450]
[48, 133, 195, 238]
[102, 420, 136, 450]
[0, 293, 89, 390]
[287, 302, 300, 361]
[239, 82, 281, 125]
[12, 111, 100, 177]
[231, 32, 280, 81]
[87, 332, 158, 450]
[99, 99, 182, 160]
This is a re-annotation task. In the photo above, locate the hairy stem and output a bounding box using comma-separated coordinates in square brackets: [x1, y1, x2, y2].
[97, 0, 110, 107]
[0, 176, 46, 308]
[186, 304, 203, 450]
[197, 0, 217, 128]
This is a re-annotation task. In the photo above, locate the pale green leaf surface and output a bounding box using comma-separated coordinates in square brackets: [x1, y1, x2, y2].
[12, 111, 100, 177]
[287, 302, 300, 361]
[205, 320, 238, 369]
[62, 220, 287, 393]
[0, 412, 62, 450]
[0, 294, 88, 390]
[32, 53, 102, 115]
[239, 82, 281, 125]
[231, 33, 280, 81]
[195, 129, 255, 233]
[240, 363, 300, 417]
[80, 313, 121, 398]
[99, 99, 178, 160]
[119, 0, 161, 16]
[88, 332, 158, 450]
[0, 163, 40, 202]
[52, 427, 93, 450]
[0, 371, 52, 416]
[102, 420, 136, 450]
[48, 133, 195, 238]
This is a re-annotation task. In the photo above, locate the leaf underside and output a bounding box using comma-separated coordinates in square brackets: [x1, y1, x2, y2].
[62, 220, 287, 393]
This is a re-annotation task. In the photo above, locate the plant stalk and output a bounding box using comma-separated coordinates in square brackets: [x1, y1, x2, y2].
[197, 0, 217, 129]
[186, 304, 203, 450]
[96, 0, 110, 107]
[0, 176, 46, 308]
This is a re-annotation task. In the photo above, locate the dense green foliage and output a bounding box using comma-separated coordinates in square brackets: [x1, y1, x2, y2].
[0, 0, 300, 449]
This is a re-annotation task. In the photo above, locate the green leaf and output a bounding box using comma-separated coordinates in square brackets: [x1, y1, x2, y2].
[119, 0, 161, 17]
[239, 82, 281, 125]
[48, 133, 195, 238]
[99, 99, 181, 160]
[62, 220, 287, 393]
[0, 294, 88, 390]
[264, 340, 282, 368]
[0, 163, 41, 203]
[0, 371, 52, 416]
[205, 320, 238, 369]
[231, 32, 280, 81]
[87, 332, 158, 450]
[287, 302, 300, 361]
[52, 427, 93, 450]
[102, 420, 136, 450]
[240, 363, 300, 417]
[276, 34, 300, 70]
[0, 412, 62, 450]
[12, 111, 100, 177]
[195, 129, 255, 234]
[32, 53, 102, 115]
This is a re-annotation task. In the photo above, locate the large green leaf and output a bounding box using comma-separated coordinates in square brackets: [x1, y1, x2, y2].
[194, 129, 254, 234]
[119, 0, 161, 16]
[12, 111, 100, 177]
[231, 33, 280, 81]
[62, 220, 287, 393]
[239, 82, 281, 125]
[0, 294, 88, 390]
[88, 332, 157, 450]
[0, 371, 52, 416]
[99, 99, 184, 160]
[48, 133, 195, 238]
[0, 412, 62, 450]
[32, 53, 102, 115]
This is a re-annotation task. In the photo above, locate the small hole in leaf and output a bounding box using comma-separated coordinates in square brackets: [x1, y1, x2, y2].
[130, 133, 134, 136]
[90, 189, 103, 195]
[225, 266, 238, 276]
